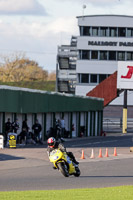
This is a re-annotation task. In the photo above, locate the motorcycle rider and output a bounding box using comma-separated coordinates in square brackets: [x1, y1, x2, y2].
[47, 137, 79, 168]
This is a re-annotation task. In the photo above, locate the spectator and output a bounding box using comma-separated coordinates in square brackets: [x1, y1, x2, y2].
[46, 127, 56, 139]
[18, 119, 29, 144]
[60, 117, 65, 137]
[55, 119, 61, 139]
[32, 119, 42, 143]
[5, 118, 12, 144]
[12, 118, 20, 133]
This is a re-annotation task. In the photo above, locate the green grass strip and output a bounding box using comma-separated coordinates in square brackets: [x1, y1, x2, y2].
[0, 186, 133, 200]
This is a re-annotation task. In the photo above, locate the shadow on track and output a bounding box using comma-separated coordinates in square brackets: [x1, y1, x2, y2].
[79, 175, 133, 178]
[0, 154, 25, 161]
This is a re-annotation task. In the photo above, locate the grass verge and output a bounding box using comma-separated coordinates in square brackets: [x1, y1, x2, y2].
[0, 81, 56, 91]
[0, 186, 133, 200]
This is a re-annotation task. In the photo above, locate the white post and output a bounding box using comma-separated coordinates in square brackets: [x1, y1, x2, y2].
[0, 135, 4, 149]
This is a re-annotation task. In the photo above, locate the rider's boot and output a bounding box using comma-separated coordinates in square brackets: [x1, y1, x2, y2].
[72, 158, 79, 165]
[67, 152, 79, 165]
[53, 166, 57, 169]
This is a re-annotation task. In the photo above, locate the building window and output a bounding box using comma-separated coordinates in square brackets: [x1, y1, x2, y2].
[79, 74, 111, 84]
[83, 26, 90, 36]
[80, 27, 83, 36]
[109, 27, 117, 37]
[118, 27, 126, 37]
[80, 26, 133, 38]
[79, 50, 82, 59]
[92, 27, 99, 36]
[127, 28, 133, 37]
[99, 74, 107, 83]
[91, 51, 98, 59]
[100, 27, 108, 37]
[100, 51, 107, 60]
[117, 52, 125, 60]
[81, 50, 90, 59]
[90, 74, 97, 83]
[80, 50, 133, 61]
[68, 80, 76, 89]
[107, 74, 111, 78]
[127, 52, 133, 60]
[109, 51, 116, 60]
[81, 74, 89, 83]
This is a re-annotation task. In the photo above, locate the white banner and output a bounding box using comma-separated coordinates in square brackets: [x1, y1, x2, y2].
[117, 61, 133, 89]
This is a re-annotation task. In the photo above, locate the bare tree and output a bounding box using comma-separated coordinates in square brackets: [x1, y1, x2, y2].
[47, 71, 56, 81]
[0, 53, 48, 82]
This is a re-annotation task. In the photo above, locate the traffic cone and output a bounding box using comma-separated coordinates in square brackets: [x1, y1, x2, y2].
[113, 147, 117, 156]
[80, 150, 85, 159]
[90, 149, 95, 159]
[98, 148, 103, 158]
[104, 148, 109, 157]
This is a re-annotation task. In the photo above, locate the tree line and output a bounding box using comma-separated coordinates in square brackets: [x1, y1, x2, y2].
[0, 54, 56, 82]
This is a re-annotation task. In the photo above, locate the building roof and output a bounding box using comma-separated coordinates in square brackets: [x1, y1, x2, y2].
[77, 14, 133, 18]
[0, 85, 103, 113]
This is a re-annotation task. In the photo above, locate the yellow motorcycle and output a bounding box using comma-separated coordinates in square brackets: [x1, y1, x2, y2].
[49, 149, 80, 177]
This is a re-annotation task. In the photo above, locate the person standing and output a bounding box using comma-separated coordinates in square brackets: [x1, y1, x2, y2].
[60, 117, 65, 138]
[12, 118, 20, 133]
[18, 119, 29, 144]
[22, 119, 29, 133]
[55, 119, 61, 139]
[5, 118, 12, 144]
[32, 119, 42, 143]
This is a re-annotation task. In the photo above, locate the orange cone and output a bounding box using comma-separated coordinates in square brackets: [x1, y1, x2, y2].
[113, 147, 117, 156]
[104, 148, 109, 157]
[90, 149, 95, 159]
[80, 150, 85, 159]
[98, 148, 103, 158]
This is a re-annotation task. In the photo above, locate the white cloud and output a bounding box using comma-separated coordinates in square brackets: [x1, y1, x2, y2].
[56, 0, 128, 8]
[87, 0, 130, 8]
[0, 0, 47, 15]
[0, 16, 78, 71]
[0, 17, 78, 38]
[1, 0, 133, 72]
[45, 18, 78, 35]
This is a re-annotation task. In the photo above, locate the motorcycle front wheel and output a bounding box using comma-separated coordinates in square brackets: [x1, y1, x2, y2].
[57, 162, 69, 177]
[74, 166, 81, 177]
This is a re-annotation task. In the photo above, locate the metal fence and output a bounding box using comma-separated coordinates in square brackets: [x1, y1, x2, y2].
[103, 118, 133, 132]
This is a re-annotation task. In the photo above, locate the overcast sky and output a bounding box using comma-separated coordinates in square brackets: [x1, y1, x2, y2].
[0, 0, 133, 72]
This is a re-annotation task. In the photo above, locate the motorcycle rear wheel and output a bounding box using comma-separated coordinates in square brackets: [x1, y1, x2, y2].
[57, 162, 69, 177]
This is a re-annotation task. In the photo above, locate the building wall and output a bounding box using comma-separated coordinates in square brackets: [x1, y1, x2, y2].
[0, 86, 103, 113]
[77, 15, 133, 27]
[76, 60, 117, 74]
[76, 15, 133, 107]
[0, 86, 103, 140]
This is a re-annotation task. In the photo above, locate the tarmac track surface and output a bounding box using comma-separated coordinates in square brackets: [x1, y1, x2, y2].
[0, 134, 133, 191]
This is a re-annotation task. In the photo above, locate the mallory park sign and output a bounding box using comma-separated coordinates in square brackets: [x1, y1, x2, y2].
[88, 41, 133, 47]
